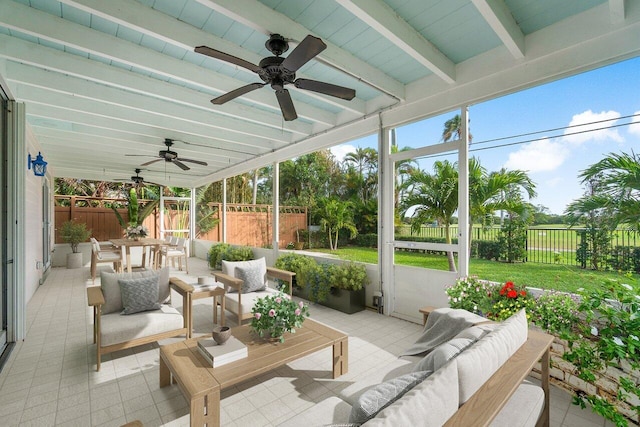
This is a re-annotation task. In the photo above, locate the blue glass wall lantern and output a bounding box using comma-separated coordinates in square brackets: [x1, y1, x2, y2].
[28, 152, 48, 177]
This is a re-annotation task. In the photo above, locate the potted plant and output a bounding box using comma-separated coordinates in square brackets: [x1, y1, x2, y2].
[60, 220, 91, 269]
[250, 291, 309, 343]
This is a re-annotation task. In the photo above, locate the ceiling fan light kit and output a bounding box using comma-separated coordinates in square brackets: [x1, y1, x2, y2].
[195, 34, 356, 121]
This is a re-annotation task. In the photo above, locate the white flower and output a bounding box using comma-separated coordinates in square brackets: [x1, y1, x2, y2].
[621, 283, 633, 291]
[612, 337, 624, 346]
[630, 335, 639, 341]
[590, 326, 598, 336]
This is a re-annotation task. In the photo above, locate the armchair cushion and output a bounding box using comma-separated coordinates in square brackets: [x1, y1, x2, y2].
[225, 287, 279, 317]
[236, 264, 266, 293]
[118, 276, 162, 315]
[221, 258, 267, 293]
[101, 267, 170, 314]
[100, 305, 184, 347]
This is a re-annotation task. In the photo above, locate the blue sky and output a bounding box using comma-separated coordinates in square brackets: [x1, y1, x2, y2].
[332, 56, 640, 215]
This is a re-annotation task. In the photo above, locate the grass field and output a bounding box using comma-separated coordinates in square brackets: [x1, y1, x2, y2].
[310, 246, 637, 293]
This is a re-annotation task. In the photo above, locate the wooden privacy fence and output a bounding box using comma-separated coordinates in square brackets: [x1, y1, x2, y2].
[54, 196, 307, 249]
[54, 196, 159, 243]
[199, 203, 307, 249]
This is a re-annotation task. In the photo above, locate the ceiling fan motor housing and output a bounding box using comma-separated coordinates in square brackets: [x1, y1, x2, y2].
[265, 34, 289, 56]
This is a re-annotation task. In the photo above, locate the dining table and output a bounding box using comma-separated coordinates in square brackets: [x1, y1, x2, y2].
[109, 238, 168, 273]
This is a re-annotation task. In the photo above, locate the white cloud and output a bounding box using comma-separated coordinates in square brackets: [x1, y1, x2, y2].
[330, 144, 355, 162]
[629, 110, 640, 136]
[504, 138, 569, 173]
[563, 110, 622, 144]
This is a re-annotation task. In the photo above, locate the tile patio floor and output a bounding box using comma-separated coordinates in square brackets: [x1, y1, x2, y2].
[0, 256, 614, 426]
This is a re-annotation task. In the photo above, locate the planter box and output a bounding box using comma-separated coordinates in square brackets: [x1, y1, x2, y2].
[320, 288, 366, 314]
[293, 286, 366, 314]
[66, 252, 83, 269]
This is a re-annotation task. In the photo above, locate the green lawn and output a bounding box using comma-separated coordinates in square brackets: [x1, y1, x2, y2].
[309, 247, 637, 293]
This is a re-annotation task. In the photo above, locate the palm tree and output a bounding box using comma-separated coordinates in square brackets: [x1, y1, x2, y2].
[468, 157, 536, 249]
[575, 151, 640, 229]
[441, 114, 472, 143]
[403, 161, 459, 272]
[316, 197, 358, 250]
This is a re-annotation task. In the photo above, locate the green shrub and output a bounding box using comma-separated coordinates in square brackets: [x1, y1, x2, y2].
[472, 240, 502, 260]
[331, 262, 369, 291]
[275, 253, 317, 287]
[353, 233, 378, 248]
[207, 243, 253, 269]
[298, 262, 334, 302]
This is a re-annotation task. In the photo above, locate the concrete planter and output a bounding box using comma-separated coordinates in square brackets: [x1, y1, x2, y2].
[66, 252, 83, 269]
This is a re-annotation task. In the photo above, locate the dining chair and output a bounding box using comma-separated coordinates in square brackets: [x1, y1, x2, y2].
[90, 237, 123, 283]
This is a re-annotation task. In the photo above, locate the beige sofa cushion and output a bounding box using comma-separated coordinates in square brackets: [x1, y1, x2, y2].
[455, 309, 528, 404]
[362, 359, 459, 426]
[339, 356, 419, 405]
[490, 380, 545, 427]
[100, 304, 183, 347]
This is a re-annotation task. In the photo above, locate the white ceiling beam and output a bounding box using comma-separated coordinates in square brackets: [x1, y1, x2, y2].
[20, 94, 274, 162]
[33, 132, 234, 167]
[195, 0, 406, 100]
[471, 0, 525, 58]
[57, 0, 365, 115]
[7, 62, 290, 147]
[385, 2, 640, 129]
[0, 1, 337, 125]
[335, 0, 455, 83]
[30, 125, 250, 161]
[610, 0, 626, 24]
[0, 35, 329, 131]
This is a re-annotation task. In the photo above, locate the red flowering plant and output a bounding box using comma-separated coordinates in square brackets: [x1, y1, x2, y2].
[487, 281, 534, 321]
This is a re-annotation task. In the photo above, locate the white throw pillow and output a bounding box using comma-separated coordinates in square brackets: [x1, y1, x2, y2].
[221, 258, 267, 292]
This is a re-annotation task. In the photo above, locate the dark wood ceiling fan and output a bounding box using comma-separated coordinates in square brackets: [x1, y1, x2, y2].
[195, 34, 356, 121]
[125, 138, 208, 171]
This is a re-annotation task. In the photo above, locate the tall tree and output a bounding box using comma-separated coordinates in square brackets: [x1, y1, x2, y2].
[403, 160, 459, 272]
[441, 114, 473, 143]
[316, 197, 358, 250]
[575, 151, 640, 229]
[468, 157, 536, 249]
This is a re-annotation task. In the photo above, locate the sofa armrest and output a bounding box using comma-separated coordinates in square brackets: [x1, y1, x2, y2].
[267, 267, 294, 294]
[169, 277, 194, 296]
[87, 286, 105, 307]
[443, 330, 553, 427]
[213, 272, 242, 292]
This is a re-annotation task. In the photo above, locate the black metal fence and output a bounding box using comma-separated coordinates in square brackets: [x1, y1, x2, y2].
[396, 225, 640, 266]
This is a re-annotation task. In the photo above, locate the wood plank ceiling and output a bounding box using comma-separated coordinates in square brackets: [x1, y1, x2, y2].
[0, 0, 638, 188]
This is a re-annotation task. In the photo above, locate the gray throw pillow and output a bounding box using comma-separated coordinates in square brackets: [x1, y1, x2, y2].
[235, 264, 266, 293]
[118, 276, 162, 315]
[349, 370, 431, 424]
[101, 269, 161, 314]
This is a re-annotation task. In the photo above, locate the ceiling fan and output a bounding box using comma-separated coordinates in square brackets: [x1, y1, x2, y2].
[195, 34, 356, 121]
[126, 138, 208, 171]
[115, 169, 162, 187]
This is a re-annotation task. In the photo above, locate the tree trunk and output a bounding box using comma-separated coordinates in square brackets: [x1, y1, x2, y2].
[445, 224, 457, 273]
[252, 170, 258, 204]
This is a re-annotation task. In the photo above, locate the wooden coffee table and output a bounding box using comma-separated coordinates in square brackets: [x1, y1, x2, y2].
[159, 318, 348, 427]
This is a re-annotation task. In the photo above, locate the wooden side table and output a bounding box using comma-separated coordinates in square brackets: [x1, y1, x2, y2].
[419, 305, 437, 326]
[190, 284, 225, 333]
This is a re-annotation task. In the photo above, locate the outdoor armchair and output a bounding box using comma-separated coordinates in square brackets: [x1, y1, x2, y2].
[213, 257, 294, 324]
[90, 237, 122, 284]
[87, 267, 193, 371]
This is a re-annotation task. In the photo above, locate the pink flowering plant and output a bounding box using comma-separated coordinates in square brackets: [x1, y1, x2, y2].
[250, 291, 309, 343]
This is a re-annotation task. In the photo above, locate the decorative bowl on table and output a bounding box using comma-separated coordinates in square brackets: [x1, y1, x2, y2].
[212, 326, 231, 345]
